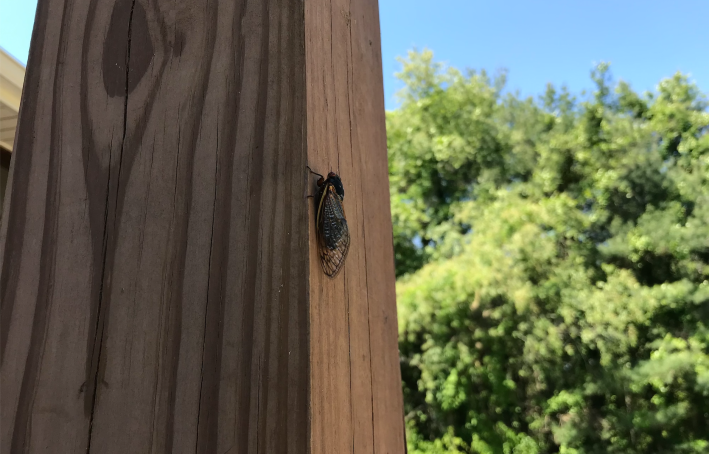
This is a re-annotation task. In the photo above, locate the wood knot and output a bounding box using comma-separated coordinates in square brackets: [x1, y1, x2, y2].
[102, 0, 153, 97]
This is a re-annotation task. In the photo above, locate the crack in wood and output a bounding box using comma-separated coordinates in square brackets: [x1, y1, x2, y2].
[86, 1, 137, 451]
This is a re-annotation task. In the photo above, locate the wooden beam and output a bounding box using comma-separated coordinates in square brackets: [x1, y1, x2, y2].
[305, 0, 405, 452]
[0, 0, 404, 452]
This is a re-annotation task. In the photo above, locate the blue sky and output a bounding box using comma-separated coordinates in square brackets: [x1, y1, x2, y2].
[2, 0, 708, 110]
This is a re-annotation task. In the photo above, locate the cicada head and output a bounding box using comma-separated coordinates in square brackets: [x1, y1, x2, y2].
[326, 172, 345, 200]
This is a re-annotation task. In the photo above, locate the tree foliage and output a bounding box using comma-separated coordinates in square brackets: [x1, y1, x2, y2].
[390, 50, 709, 454]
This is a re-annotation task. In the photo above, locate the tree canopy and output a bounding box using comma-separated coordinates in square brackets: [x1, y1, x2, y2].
[389, 50, 709, 454]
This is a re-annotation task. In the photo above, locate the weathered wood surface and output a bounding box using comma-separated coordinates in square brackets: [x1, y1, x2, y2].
[0, 0, 404, 452]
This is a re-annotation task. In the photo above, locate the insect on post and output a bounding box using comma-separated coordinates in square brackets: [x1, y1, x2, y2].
[307, 166, 350, 278]
[0, 0, 405, 452]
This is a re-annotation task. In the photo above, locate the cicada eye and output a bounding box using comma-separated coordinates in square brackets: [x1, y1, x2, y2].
[316, 176, 325, 186]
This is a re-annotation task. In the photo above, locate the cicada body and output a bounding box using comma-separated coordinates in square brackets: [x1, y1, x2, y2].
[312, 170, 350, 278]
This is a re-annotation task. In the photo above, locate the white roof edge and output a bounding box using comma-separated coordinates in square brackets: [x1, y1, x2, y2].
[0, 47, 26, 93]
[0, 48, 26, 153]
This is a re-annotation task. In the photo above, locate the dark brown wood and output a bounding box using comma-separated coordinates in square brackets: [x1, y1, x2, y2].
[0, 0, 404, 452]
[0, 148, 10, 219]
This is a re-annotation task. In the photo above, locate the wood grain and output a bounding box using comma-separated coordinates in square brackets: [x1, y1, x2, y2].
[0, 0, 404, 452]
[305, 0, 405, 452]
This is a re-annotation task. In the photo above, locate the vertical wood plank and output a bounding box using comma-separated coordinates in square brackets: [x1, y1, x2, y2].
[348, 1, 408, 451]
[1, 0, 404, 452]
[1, 0, 310, 452]
[305, 0, 352, 452]
[305, 0, 405, 452]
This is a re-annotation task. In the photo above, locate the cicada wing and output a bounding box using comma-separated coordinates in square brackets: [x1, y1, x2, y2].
[316, 185, 350, 278]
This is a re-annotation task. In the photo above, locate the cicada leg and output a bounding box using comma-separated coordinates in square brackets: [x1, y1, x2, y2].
[305, 165, 324, 199]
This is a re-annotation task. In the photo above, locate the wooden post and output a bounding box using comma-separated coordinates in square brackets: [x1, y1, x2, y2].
[0, 0, 405, 452]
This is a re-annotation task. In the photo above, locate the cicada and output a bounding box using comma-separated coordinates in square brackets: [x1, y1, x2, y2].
[308, 167, 350, 278]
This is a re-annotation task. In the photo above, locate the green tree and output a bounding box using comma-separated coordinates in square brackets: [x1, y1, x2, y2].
[391, 50, 709, 454]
